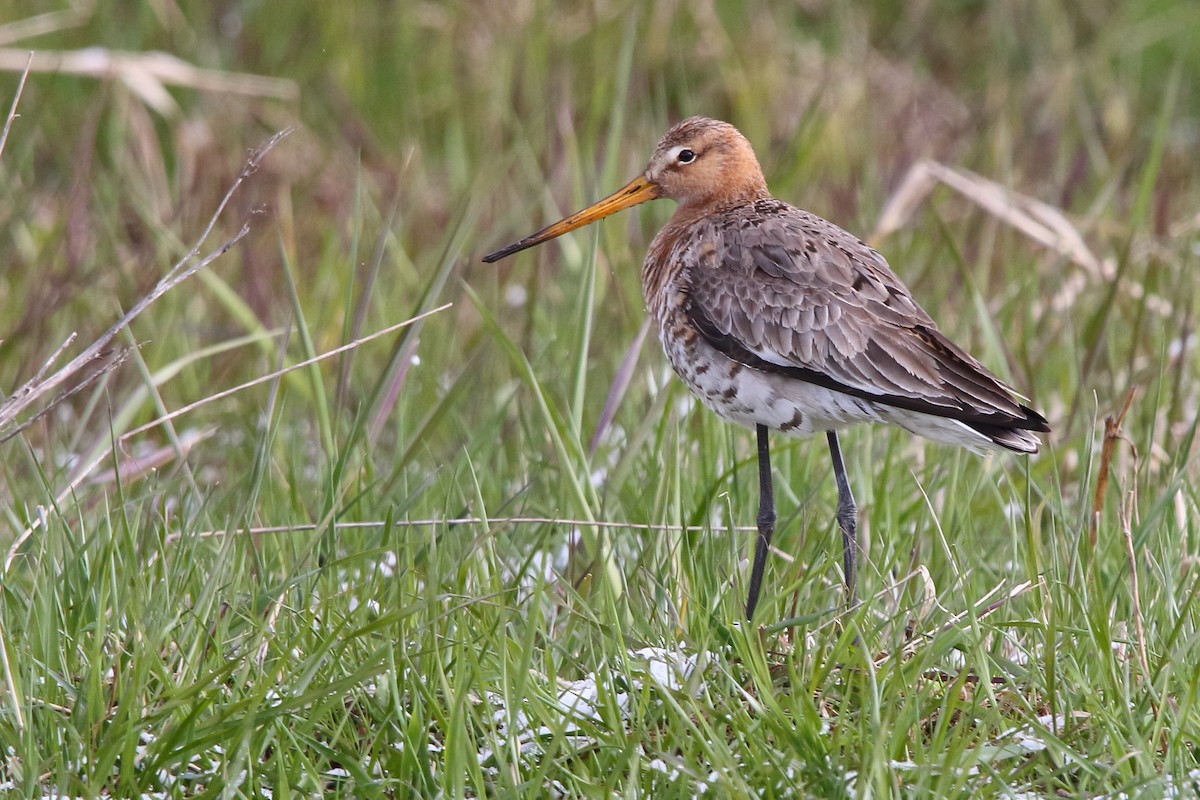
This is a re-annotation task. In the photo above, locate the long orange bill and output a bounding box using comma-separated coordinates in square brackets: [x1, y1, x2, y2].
[482, 176, 659, 262]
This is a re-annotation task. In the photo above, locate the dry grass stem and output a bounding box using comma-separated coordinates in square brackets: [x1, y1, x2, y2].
[1107, 392, 1151, 681]
[123, 305, 451, 442]
[2, 131, 294, 570]
[872, 159, 1172, 319]
[1087, 388, 1149, 678]
[0, 615, 23, 733]
[5, 305, 451, 570]
[0, 346, 131, 445]
[1121, 488, 1152, 681]
[0, 128, 293, 445]
[0, 3, 94, 48]
[1091, 389, 1138, 547]
[164, 517, 762, 545]
[0, 50, 30, 162]
[0, 48, 298, 116]
[873, 159, 1105, 277]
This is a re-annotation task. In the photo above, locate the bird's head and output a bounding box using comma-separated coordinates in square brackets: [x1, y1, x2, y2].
[482, 117, 768, 263]
[643, 117, 769, 209]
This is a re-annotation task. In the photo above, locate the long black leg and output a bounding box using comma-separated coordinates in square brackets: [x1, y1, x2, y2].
[745, 424, 776, 621]
[826, 431, 858, 607]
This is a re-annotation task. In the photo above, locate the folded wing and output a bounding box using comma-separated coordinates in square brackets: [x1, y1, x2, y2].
[682, 201, 1049, 441]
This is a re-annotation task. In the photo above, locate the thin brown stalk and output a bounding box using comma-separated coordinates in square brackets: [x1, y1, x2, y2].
[1105, 392, 1150, 682]
[1088, 390, 1149, 679]
[1090, 389, 1137, 547]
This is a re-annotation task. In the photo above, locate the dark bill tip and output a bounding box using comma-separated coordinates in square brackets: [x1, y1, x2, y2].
[481, 176, 659, 264]
[482, 240, 533, 263]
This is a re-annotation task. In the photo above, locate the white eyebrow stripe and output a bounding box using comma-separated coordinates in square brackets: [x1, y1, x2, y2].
[667, 145, 692, 161]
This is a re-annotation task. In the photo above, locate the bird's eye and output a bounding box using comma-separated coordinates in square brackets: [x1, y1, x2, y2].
[677, 148, 696, 164]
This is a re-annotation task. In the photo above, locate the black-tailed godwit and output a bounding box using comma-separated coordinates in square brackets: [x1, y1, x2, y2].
[484, 117, 1048, 620]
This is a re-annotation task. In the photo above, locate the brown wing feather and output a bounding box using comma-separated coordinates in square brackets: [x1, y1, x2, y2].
[681, 200, 1048, 432]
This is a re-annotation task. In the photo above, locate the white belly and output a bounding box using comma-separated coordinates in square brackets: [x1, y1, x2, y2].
[658, 321, 997, 453]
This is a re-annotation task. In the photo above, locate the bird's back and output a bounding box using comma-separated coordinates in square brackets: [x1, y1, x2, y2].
[643, 198, 1048, 453]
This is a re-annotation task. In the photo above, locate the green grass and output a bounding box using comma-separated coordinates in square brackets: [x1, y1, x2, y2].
[2, 0, 1200, 796]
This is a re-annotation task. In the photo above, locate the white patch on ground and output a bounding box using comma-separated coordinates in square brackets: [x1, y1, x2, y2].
[492, 528, 590, 626]
[347, 596, 381, 615]
[475, 645, 702, 776]
[1107, 768, 1200, 799]
[857, 711, 1200, 800]
[1002, 767, 1200, 800]
[2, 726, 290, 799]
[629, 646, 696, 691]
[646, 757, 683, 782]
[998, 629, 1033, 667]
[845, 713, 1108, 798]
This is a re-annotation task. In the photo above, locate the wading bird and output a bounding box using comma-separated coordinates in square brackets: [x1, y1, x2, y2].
[484, 118, 1048, 621]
